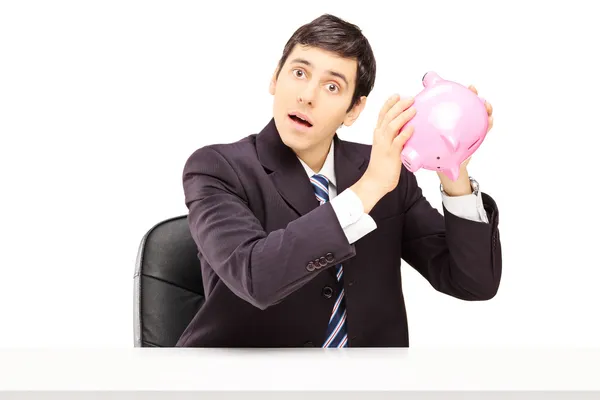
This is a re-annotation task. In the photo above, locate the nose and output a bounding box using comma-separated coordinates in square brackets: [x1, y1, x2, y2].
[297, 93, 314, 106]
[297, 85, 317, 106]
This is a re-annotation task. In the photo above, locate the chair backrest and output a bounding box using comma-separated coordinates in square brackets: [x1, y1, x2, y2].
[133, 215, 205, 347]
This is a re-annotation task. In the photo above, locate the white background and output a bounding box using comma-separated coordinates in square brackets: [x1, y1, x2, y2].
[0, 0, 598, 348]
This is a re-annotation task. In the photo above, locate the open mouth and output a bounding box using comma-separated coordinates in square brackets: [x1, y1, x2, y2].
[289, 114, 313, 128]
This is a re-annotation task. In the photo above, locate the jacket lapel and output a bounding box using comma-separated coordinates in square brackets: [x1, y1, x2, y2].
[332, 133, 368, 196]
[256, 118, 367, 217]
[256, 119, 319, 217]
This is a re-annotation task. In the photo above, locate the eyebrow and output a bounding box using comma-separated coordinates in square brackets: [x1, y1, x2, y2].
[290, 58, 349, 86]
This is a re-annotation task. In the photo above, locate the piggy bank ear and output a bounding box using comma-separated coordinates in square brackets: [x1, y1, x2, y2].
[440, 132, 460, 153]
[445, 166, 461, 181]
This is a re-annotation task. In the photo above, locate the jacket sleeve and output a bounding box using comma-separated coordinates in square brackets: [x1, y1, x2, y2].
[182, 146, 357, 310]
[400, 167, 502, 300]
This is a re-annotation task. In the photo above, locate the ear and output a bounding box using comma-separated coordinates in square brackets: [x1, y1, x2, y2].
[269, 67, 278, 95]
[342, 96, 367, 127]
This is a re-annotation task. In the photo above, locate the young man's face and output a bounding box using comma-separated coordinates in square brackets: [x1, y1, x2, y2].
[269, 44, 366, 159]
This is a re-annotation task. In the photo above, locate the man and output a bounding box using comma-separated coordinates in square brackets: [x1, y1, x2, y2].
[176, 13, 501, 347]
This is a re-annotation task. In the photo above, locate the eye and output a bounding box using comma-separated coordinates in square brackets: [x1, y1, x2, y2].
[327, 83, 340, 93]
[293, 69, 305, 78]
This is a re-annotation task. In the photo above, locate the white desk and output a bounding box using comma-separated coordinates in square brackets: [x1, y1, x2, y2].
[1, 348, 599, 398]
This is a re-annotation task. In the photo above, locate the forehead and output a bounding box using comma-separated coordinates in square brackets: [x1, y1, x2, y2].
[286, 45, 357, 85]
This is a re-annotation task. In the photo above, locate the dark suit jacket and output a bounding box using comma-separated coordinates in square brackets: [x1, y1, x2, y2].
[175, 118, 502, 347]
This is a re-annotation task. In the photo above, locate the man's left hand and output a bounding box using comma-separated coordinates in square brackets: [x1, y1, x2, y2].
[437, 85, 494, 196]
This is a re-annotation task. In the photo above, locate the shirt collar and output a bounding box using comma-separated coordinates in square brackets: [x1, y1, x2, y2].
[297, 140, 336, 187]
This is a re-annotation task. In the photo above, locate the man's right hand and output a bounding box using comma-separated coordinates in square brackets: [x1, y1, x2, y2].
[350, 94, 416, 213]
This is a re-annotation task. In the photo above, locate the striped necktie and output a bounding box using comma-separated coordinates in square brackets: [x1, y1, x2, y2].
[310, 173, 348, 348]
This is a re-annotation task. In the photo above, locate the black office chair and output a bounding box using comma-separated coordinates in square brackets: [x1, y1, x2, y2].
[133, 215, 205, 347]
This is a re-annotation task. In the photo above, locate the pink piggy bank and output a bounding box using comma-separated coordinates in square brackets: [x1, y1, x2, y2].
[400, 71, 489, 181]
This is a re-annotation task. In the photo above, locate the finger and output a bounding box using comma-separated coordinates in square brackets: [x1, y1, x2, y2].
[485, 100, 493, 116]
[381, 97, 414, 131]
[386, 105, 416, 142]
[460, 156, 472, 167]
[468, 85, 478, 95]
[392, 124, 414, 152]
[377, 94, 400, 129]
[487, 116, 494, 132]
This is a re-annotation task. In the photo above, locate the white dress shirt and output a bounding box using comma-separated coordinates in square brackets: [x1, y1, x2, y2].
[297, 140, 489, 245]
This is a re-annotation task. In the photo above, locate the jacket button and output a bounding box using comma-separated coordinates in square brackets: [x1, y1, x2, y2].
[325, 253, 334, 262]
[319, 257, 328, 267]
[322, 286, 334, 299]
[307, 262, 315, 271]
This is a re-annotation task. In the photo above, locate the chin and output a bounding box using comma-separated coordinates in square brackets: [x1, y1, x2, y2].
[279, 132, 309, 153]
[274, 120, 300, 143]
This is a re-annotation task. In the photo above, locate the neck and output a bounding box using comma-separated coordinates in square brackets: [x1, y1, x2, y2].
[296, 139, 332, 173]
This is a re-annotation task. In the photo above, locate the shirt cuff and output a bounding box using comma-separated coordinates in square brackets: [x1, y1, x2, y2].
[330, 188, 378, 243]
[342, 214, 377, 244]
[441, 189, 489, 223]
[330, 188, 365, 227]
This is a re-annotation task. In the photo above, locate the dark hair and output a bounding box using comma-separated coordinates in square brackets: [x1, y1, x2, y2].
[275, 14, 376, 112]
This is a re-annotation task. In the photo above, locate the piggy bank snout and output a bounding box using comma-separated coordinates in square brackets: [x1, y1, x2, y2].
[400, 145, 422, 172]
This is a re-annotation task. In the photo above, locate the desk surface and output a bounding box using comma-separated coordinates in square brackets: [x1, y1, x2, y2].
[0, 348, 599, 391]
